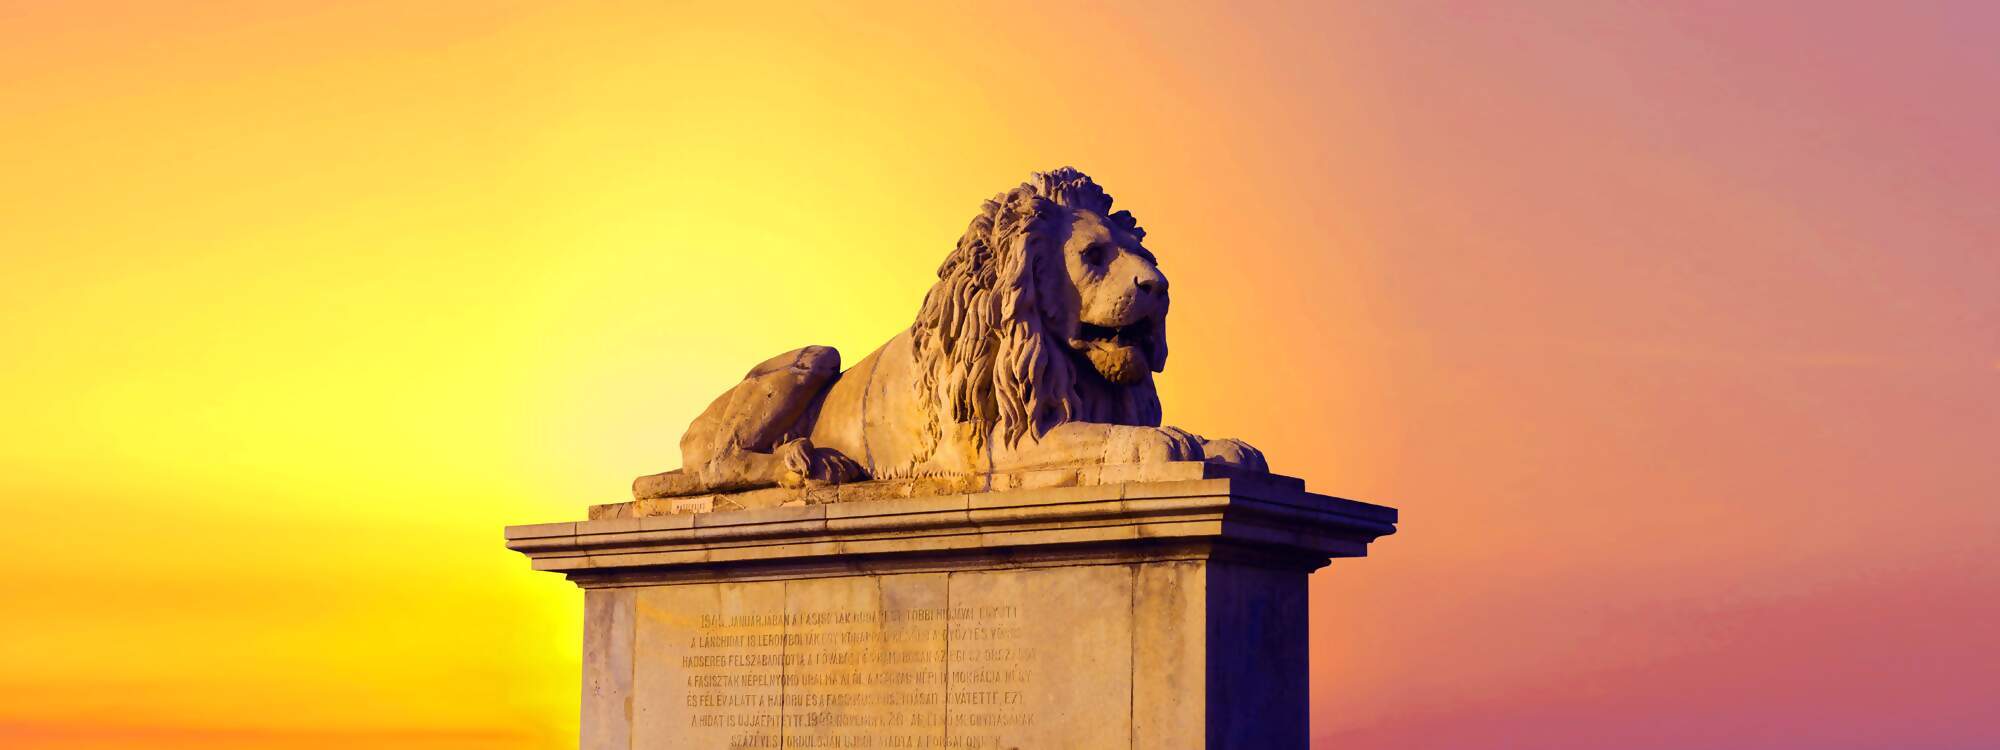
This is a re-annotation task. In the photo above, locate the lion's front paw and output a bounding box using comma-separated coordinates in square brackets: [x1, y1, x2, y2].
[1201, 438, 1268, 473]
[1104, 425, 1206, 464]
[777, 438, 866, 487]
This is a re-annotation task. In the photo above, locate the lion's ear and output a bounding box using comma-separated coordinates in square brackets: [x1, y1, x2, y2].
[1031, 248, 1081, 342]
[1002, 205, 1072, 326]
[995, 229, 1040, 322]
[1005, 203, 1081, 340]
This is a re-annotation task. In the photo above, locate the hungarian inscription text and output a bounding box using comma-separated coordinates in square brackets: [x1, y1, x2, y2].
[676, 604, 1036, 749]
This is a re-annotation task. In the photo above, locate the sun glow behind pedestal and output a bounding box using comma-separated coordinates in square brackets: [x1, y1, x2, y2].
[4, 2, 1997, 749]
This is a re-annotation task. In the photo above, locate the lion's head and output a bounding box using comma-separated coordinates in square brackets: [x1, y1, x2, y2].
[912, 168, 1169, 450]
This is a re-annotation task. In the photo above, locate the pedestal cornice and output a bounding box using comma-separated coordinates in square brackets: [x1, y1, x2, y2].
[506, 469, 1396, 588]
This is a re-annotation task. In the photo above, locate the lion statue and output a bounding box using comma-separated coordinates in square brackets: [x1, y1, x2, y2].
[634, 167, 1266, 499]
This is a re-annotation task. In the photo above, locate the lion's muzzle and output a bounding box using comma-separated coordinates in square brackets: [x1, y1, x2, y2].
[1071, 316, 1159, 385]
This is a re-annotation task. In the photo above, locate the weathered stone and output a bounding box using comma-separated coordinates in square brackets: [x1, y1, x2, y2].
[509, 168, 1400, 749]
[629, 169, 1274, 504]
[510, 476, 1395, 749]
[592, 461, 1283, 521]
[1134, 561, 1205, 747]
[630, 582, 787, 748]
[946, 564, 1135, 747]
[580, 588, 635, 750]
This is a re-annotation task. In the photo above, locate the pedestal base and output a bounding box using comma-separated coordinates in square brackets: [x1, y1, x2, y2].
[507, 470, 1396, 750]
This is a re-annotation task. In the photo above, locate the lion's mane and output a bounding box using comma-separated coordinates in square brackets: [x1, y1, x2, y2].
[910, 168, 1160, 457]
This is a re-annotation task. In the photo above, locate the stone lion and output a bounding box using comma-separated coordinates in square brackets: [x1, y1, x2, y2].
[635, 167, 1266, 498]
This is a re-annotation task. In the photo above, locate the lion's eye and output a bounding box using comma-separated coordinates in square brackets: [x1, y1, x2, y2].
[1080, 243, 1108, 266]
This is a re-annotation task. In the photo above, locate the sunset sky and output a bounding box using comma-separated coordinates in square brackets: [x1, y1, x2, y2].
[3, 2, 1996, 748]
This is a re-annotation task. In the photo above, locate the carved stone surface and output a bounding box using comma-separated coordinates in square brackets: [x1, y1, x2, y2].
[605, 458, 1266, 520]
[507, 473, 1397, 750]
[508, 168, 1400, 749]
[636, 168, 1271, 502]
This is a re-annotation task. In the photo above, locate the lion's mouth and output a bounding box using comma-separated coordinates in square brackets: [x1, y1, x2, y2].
[1070, 317, 1158, 386]
[1074, 317, 1156, 349]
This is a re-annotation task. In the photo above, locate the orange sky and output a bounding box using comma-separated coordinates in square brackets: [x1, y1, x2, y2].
[4, 2, 1995, 748]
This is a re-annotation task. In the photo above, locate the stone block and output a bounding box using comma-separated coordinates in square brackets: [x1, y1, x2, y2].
[509, 476, 1396, 749]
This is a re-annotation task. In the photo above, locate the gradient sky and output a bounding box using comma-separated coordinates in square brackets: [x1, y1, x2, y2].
[4, 2, 1996, 749]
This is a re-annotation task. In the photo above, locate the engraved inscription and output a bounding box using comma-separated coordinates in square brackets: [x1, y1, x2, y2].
[675, 605, 1037, 748]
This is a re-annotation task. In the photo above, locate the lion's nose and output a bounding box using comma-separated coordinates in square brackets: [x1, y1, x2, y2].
[1136, 275, 1166, 296]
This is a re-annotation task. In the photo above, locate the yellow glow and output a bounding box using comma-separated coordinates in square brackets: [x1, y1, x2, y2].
[8, 2, 1997, 748]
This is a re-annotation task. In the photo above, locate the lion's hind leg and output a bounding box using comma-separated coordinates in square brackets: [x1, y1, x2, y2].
[635, 345, 862, 499]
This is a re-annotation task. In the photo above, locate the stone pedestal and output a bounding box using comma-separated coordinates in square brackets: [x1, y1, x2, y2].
[507, 466, 1396, 750]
